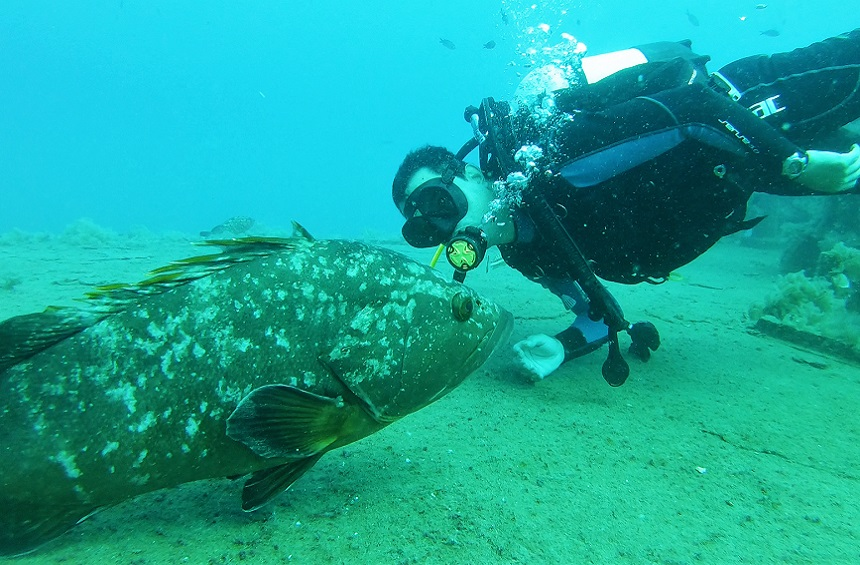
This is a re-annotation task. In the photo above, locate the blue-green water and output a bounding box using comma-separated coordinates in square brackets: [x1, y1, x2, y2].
[0, 0, 852, 237]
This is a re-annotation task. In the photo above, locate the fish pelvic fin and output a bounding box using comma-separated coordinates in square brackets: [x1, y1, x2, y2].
[226, 385, 381, 459]
[226, 384, 383, 509]
[0, 499, 99, 557]
[239, 455, 323, 511]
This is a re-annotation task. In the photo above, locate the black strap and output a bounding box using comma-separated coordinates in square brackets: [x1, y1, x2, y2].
[478, 97, 517, 177]
[524, 193, 628, 333]
[455, 137, 479, 161]
[524, 191, 631, 386]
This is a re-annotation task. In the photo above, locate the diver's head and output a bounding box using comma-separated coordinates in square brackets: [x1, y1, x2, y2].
[392, 145, 465, 212]
[393, 146, 499, 248]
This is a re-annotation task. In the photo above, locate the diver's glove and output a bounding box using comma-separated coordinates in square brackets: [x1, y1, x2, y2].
[797, 144, 860, 193]
[513, 334, 565, 381]
[628, 322, 661, 362]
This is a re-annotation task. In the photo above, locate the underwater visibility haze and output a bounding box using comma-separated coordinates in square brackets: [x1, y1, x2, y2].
[1, 0, 859, 562]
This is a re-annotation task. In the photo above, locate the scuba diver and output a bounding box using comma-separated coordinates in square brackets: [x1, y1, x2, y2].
[392, 29, 860, 386]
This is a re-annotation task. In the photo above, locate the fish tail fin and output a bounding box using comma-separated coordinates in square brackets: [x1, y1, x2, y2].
[240, 454, 323, 511]
[0, 499, 99, 556]
[226, 384, 382, 509]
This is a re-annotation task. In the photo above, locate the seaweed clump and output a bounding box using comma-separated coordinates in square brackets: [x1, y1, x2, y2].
[750, 242, 860, 357]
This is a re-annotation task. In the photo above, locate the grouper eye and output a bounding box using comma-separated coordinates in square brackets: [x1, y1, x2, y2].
[451, 292, 474, 322]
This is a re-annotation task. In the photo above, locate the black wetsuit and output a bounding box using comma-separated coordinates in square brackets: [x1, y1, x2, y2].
[497, 29, 860, 286]
[486, 30, 860, 366]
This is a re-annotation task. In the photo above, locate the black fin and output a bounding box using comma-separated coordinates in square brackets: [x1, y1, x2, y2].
[0, 309, 103, 374]
[226, 385, 347, 459]
[240, 454, 323, 511]
[724, 215, 766, 237]
[0, 500, 99, 557]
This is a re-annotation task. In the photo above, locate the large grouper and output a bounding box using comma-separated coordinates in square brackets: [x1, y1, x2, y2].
[0, 225, 513, 555]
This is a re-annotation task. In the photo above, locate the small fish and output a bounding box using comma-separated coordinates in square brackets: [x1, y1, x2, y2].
[686, 9, 700, 27]
[0, 226, 513, 555]
[483, 40, 496, 49]
[832, 272, 851, 290]
[761, 29, 780, 37]
[199, 215, 256, 238]
[756, 3, 767, 8]
[439, 38, 456, 50]
[500, 7, 509, 25]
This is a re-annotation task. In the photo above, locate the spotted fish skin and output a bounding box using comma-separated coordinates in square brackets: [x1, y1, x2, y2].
[0, 236, 512, 555]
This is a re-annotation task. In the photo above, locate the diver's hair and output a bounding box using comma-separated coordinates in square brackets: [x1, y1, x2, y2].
[392, 145, 466, 212]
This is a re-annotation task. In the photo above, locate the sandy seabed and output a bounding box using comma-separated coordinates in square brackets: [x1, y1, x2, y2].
[1, 221, 858, 564]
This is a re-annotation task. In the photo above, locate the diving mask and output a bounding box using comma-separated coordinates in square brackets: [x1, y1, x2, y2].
[401, 174, 469, 248]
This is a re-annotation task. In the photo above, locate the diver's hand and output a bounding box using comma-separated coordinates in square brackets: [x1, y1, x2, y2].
[798, 144, 860, 193]
[513, 334, 565, 381]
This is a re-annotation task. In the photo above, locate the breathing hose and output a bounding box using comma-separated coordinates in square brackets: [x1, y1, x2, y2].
[523, 191, 631, 386]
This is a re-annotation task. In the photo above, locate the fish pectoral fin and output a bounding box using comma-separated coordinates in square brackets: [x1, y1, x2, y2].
[240, 454, 324, 511]
[228, 384, 384, 510]
[227, 384, 360, 459]
[0, 499, 99, 557]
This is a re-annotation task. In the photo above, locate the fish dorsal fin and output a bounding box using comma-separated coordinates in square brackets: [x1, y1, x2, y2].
[290, 221, 315, 241]
[79, 236, 303, 315]
[0, 237, 305, 373]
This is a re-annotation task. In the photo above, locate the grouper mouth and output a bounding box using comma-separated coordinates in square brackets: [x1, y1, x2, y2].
[462, 309, 514, 373]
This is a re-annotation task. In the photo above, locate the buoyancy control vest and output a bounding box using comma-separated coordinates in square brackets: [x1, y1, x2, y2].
[494, 41, 767, 284]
